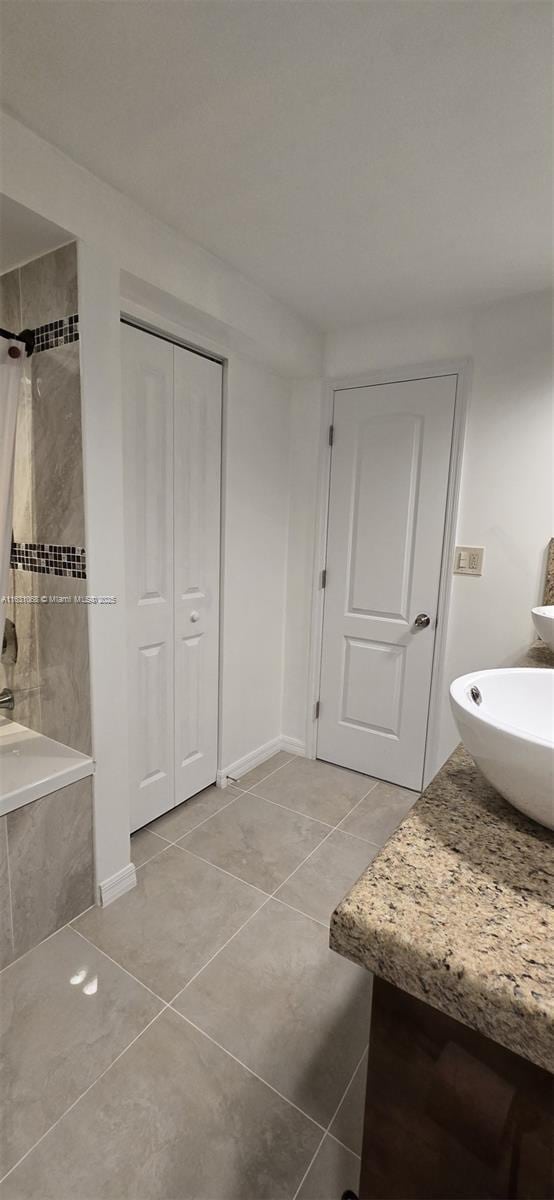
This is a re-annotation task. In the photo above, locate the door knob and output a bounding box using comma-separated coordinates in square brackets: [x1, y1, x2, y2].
[414, 613, 431, 629]
[190, 611, 200, 623]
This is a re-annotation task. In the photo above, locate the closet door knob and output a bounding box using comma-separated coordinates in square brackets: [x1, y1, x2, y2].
[190, 611, 200, 623]
[414, 613, 431, 629]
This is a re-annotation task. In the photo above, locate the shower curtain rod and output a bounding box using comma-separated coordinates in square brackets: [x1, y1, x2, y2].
[0, 327, 35, 356]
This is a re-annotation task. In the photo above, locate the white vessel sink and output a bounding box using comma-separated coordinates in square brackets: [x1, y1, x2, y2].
[450, 668, 554, 830]
[532, 605, 554, 648]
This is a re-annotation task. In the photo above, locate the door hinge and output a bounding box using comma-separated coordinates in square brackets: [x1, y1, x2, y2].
[328, 424, 334, 446]
[314, 700, 320, 720]
[321, 568, 327, 589]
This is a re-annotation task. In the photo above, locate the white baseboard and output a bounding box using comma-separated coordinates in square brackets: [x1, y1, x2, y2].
[217, 734, 305, 788]
[98, 862, 137, 907]
[280, 735, 306, 756]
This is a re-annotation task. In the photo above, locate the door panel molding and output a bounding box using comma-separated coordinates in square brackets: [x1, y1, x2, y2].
[306, 360, 471, 789]
[122, 321, 222, 832]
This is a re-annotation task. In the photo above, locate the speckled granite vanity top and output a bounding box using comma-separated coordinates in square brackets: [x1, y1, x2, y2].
[330, 644, 554, 1074]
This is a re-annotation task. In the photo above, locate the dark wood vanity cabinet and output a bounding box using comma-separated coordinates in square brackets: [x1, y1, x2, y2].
[358, 978, 553, 1200]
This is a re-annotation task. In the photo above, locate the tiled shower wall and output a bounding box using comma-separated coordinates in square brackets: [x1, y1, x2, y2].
[0, 244, 94, 969]
[0, 243, 91, 754]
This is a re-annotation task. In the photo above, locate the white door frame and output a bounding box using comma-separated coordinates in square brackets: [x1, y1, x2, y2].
[120, 304, 227, 816]
[305, 359, 471, 790]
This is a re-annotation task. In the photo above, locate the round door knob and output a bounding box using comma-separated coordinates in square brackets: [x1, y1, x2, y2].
[414, 613, 431, 628]
[190, 611, 200, 623]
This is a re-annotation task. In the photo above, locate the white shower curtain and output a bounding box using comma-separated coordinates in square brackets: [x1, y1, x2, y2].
[0, 342, 23, 648]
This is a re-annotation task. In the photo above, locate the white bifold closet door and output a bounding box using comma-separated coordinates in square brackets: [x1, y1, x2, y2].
[122, 322, 222, 832]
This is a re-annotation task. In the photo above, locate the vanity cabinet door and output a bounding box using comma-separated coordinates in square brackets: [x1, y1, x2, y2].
[359, 977, 553, 1200]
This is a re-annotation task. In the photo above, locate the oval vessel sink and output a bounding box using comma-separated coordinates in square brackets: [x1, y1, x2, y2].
[532, 605, 554, 648]
[450, 668, 554, 830]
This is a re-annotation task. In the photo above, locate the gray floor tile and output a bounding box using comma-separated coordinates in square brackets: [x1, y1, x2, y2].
[275, 830, 379, 926]
[175, 899, 371, 1126]
[236, 751, 294, 790]
[297, 1134, 360, 1200]
[130, 827, 169, 868]
[72, 846, 265, 1000]
[146, 784, 239, 841]
[1, 1008, 322, 1199]
[0, 927, 162, 1177]
[338, 780, 419, 845]
[179, 791, 329, 893]
[329, 1052, 367, 1155]
[251, 757, 374, 825]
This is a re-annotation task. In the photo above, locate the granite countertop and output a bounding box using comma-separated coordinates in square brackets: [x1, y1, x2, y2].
[330, 642, 554, 1074]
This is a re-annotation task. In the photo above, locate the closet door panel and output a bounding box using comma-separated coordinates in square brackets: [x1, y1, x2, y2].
[122, 324, 174, 831]
[173, 348, 222, 803]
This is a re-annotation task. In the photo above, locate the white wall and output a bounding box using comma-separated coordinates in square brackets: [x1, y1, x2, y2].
[283, 289, 553, 777]
[220, 356, 292, 774]
[1, 113, 322, 378]
[281, 379, 325, 750]
[78, 244, 133, 894]
[2, 114, 323, 895]
[433, 290, 553, 771]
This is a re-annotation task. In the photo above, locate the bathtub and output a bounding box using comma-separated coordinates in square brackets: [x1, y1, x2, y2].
[0, 715, 94, 817]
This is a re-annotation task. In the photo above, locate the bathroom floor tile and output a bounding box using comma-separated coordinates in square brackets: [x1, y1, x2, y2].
[0, 926, 162, 1177]
[72, 846, 265, 1000]
[0, 1008, 321, 1200]
[250, 756, 375, 825]
[175, 899, 371, 1126]
[236, 751, 295, 790]
[338, 780, 419, 845]
[329, 1050, 368, 1155]
[130, 827, 169, 869]
[275, 829, 379, 925]
[297, 1134, 361, 1200]
[178, 791, 329, 893]
[146, 783, 239, 841]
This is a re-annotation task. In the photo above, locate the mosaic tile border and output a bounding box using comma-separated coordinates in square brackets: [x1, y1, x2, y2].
[33, 314, 79, 354]
[11, 541, 86, 579]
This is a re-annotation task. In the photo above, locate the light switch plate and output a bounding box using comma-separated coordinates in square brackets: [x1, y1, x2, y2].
[454, 546, 484, 575]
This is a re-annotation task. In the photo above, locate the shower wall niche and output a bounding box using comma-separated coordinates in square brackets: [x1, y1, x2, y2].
[0, 242, 91, 754]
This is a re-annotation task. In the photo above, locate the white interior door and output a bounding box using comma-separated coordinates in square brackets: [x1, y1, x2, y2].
[122, 323, 222, 831]
[318, 375, 457, 790]
[122, 324, 174, 831]
[173, 346, 222, 805]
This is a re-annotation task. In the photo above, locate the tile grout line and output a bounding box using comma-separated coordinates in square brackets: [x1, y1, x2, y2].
[246, 776, 380, 832]
[135, 763, 384, 872]
[133, 839, 174, 872]
[271, 896, 329, 929]
[325, 1129, 361, 1160]
[291, 1043, 368, 1199]
[170, 823, 346, 1007]
[134, 790, 243, 864]
[240, 787, 336, 829]
[167, 840, 271, 899]
[291, 1130, 327, 1198]
[168, 1007, 328, 1136]
[169, 821, 344, 1007]
[2, 762, 383, 1183]
[166, 895, 274, 1006]
[0, 898, 96, 978]
[70, 926, 169, 1008]
[229, 753, 297, 792]
[0, 1006, 170, 1186]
